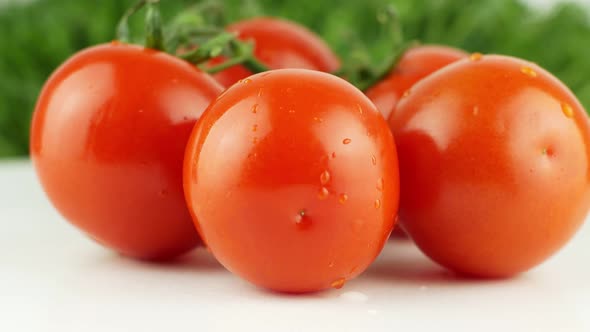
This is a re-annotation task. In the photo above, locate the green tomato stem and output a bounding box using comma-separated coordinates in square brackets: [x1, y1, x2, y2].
[145, 0, 164, 51]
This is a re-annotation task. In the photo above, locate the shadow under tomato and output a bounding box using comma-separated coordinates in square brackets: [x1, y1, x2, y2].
[363, 242, 514, 286]
[89, 247, 224, 273]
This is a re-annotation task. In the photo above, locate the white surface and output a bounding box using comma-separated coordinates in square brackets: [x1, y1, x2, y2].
[1, 160, 590, 332]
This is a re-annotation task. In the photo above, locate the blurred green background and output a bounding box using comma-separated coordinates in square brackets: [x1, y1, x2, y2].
[1, 0, 589, 158]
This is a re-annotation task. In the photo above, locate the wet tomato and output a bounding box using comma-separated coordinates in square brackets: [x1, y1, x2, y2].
[184, 69, 399, 292]
[31, 43, 223, 260]
[366, 45, 467, 120]
[391, 54, 590, 277]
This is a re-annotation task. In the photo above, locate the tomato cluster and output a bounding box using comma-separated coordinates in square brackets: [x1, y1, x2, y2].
[31, 4, 590, 293]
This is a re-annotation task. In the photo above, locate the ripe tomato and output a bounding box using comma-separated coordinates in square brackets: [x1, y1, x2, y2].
[366, 45, 467, 120]
[211, 17, 340, 87]
[391, 54, 590, 277]
[184, 69, 399, 292]
[31, 43, 223, 260]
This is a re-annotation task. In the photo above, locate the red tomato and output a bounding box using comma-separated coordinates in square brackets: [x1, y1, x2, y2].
[391, 54, 590, 277]
[211, 17, 340, 87]
[184, 69, 399, 292]
[31, 43, 223, 260]
[366, 45, 467, 120]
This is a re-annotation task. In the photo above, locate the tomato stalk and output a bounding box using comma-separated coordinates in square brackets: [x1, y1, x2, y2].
[340, 6, 416, 91]
[116, 0, 164, 51]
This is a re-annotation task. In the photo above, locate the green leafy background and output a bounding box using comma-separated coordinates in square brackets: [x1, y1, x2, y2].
[1, 0, 589, 158]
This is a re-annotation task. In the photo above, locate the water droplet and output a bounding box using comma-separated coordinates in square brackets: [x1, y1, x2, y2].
[376, 178, 384, 191]
[251, 104, 258, 114]
[340, 291, 368, 302]
[288, 109, 296, 114]
[338, 194, 348, 204]
[320, 170, 331, 185]
[252, 124, 258, 132]
[257, 88, 263, 97]
[331, 278, 346, 289]
[318, 187, 329, 200]
[374, 199, 381, 209]
[331, 152, 336, 159]
[252, 137, 258, 144]
[357, 104, 363, 115]
[313, 117, 323, 123]
[402, 90, 411, 98]
[138, 109, 144, 113]
[520, 66, 537, 78]
[349, 265, 359, 274]
[239, 78, 252, 84]
[561, 102, 574, 118]
[469, 52, 483, 61]
[472, 106, 479, 116]
[159, 189, 168, 197]
[343, 138, 352, 145]
[371, 155, 377, 166]
[294, 210, 311, 229]
[328, 261, 335, 268]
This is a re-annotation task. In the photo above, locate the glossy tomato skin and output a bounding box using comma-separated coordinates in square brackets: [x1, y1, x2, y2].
[184, 69, 399, 293]
[31, 43, 223, 260]
[212, 17, 340, 87]
[366, 45, 467, 120]
[392, 55, 590, 277]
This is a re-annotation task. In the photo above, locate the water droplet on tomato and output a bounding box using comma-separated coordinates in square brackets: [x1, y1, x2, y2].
[472, 106, 479, 116]
[520, 66, 537, 78]
[376, 178, 384, 191]
[318, 187, 329, 200]
[320, 170, 331, 185]
[331, 152, 336, 159]
[561, 102, 574, 118]
[159, 189, 168, 197]
[329, 261, 335, 268]
[294, 210, 311, 230]
[257, 88, 263, 97]
[343, 138, 352, 145]
[252, 124, 258, 132]
[357, 104, 363, 115]
[338, 194, 348, 204]
[371, 155, 377, 166]
[239, 78, 252, 84]
[138, 109, 144, 113]
[374, 199, 381, 209]
[331, 278, 346, 289]
[288, 109, 296, 114]
[252, 137, 258, 144]
[251, 104, 258, 114]
[313, 117, 323, 123]
[469, 52, 483, 61]
[403, 90, 411, 98]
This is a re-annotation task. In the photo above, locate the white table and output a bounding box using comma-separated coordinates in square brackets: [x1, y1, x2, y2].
[1, 160, 589, 331]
